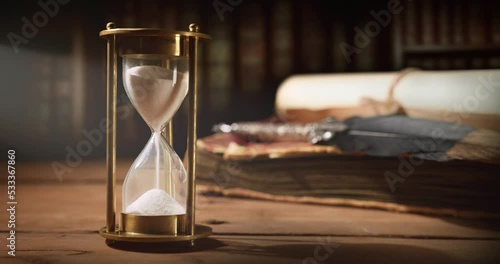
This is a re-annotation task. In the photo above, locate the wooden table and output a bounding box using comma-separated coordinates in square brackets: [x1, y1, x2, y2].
[1, 161, 499, 263]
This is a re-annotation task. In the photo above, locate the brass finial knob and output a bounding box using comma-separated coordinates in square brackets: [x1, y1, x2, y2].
[106, 22, 116, 30]
[189, 23, 199, 32]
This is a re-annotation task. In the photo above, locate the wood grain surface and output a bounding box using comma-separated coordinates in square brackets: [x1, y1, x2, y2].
[0, 161, 499, 263]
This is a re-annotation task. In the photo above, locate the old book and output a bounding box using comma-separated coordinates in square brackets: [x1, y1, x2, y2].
[195, 133, 500, 219]
[196, 70, 500, 218]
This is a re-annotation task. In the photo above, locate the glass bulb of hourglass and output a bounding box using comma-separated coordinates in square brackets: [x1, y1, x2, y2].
[122, 56, 188, 216]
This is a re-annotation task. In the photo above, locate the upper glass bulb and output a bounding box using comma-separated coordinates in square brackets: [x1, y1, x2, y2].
[123, 56, 188, 132]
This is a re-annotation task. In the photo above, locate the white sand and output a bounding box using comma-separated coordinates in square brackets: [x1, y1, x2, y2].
[125, 189, 185, 216]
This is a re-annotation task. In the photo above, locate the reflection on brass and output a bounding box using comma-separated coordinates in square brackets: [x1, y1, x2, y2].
[119, 37, 181, 57]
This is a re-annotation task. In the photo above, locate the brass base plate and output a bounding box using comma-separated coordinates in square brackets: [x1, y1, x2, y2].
[99, 225, 212, 243]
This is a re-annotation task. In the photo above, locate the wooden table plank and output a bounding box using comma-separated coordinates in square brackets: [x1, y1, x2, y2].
[4, 161, 500, 263]
[3, 183, 500, 239]
[0, 233, 498, 264]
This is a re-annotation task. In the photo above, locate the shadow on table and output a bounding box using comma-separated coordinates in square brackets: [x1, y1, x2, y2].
[105, 236, 484, 263]
[217, 239, 458, 264]
[438, 216, 500, 234]
[105, 238, 225, 253]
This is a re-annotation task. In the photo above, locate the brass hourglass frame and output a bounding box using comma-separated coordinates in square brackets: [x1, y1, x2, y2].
[98, 22, 211, 243]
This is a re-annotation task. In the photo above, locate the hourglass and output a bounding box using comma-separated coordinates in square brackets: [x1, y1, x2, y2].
[98, 22, 211, 244]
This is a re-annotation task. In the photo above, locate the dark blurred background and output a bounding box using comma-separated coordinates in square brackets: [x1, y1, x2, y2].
[0, 0, 499, 161]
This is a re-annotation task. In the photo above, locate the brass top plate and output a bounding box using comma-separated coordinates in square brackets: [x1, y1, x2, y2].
[99, 28, 211, 40]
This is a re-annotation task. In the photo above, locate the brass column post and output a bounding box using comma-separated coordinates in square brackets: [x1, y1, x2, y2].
[161, 121, 174, 195]
[186, 23, 199, 236]
[105, 22, 117, 233]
